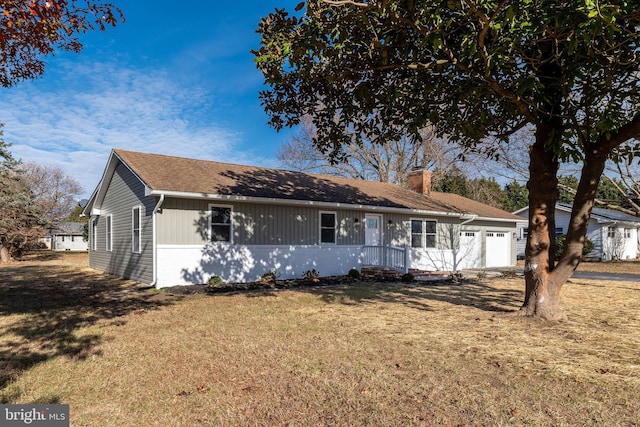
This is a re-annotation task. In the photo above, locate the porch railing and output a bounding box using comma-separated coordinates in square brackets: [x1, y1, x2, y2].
[361, 245, 409, 274]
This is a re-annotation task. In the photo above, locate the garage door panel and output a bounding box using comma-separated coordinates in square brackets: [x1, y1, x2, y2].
[458, 231, 482, 269]
[486, 231, 511, 267]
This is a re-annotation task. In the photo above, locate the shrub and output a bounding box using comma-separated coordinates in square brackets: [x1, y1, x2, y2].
[303, 269, 320, 281]
[208, 276, 223, 286]
[401, 272, 414, 283]
[555, 235, 594, 260]
[261, 269, 279, 284]
[449, 272, 463, 283]
[348, 268, 361, 279]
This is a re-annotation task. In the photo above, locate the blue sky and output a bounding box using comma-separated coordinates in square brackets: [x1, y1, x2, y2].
[0, 1, 300, 199]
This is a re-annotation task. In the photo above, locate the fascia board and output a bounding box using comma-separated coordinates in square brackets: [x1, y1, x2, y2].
[147, 189, 470, 219]
[85, 150, 150, 215]
[470, 216, 521, 224]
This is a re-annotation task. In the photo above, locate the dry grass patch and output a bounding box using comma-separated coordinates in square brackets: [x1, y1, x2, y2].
[1, 254, 639, 426]
[576, 260, 640, 274]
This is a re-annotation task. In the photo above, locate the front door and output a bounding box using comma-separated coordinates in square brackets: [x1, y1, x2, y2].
[365, 214, 382, 246]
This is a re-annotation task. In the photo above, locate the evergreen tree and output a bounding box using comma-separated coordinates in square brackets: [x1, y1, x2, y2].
[501, 180, 529, 213]
[0, 131, 44, 261]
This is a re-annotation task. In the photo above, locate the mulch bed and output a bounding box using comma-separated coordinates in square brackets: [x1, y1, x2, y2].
[160, 273, 424, 296]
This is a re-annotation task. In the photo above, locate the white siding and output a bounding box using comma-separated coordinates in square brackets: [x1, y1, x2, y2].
[156, 244, 364, 287]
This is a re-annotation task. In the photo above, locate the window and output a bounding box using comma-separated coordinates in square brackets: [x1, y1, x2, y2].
[411, 220, 423, 248]
[132, 206, 141, 253]
[425, 220, 437, 248]
[410, 219, 437, 248]
[92, 219, 97, 251]
[210, 205, 232, 242]
[106, 215, 113, 252]
[625, 228, 631, 239]
[608, 226, 616, 238]
[320, 212, 336, 244]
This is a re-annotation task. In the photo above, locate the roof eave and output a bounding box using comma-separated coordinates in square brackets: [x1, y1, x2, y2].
[83, 150, 151, 216]
[472, 216, 521, 223]
[147, 189, 471, 218]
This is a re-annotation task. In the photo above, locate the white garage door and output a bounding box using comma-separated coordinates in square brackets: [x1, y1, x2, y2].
[486, 231, 511, 267]
[459, 231, 482, 269]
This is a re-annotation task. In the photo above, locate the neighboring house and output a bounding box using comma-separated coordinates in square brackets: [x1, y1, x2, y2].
[514, 204, 640, 261]
[45, 222, 88, 251]
[82, 149, 521, 287]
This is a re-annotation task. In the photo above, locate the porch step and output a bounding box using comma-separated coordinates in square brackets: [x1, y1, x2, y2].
[409, 269, 451, 282]
[409, 268, 448, 277]
[361, 267, 451, 281]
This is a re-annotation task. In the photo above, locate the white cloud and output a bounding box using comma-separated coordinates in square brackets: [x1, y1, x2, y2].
[0, 61, 258, 198]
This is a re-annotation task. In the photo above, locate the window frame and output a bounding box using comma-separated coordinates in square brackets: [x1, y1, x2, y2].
[410, 218, 437, 249]
[209, 204, 233, 243]
[92, 218, 98, 251]
[410, 219, 423, 248]
[105, 214, 113, 252]
[132, 206, 142, 253]
[319, 211, 337, 245]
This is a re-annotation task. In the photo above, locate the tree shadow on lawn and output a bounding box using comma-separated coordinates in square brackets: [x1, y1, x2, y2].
[300, 278, 524, 314]
[0, 263, 178, 394]
[214, 276, 524, 314]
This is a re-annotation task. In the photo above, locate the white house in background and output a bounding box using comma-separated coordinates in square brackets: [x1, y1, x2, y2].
[82, 149, 521, 288]
[46, 222, 88, 251]
[514, 204, 640, 261]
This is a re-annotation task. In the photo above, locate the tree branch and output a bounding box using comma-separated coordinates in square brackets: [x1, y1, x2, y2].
[599, 112, 640, 152]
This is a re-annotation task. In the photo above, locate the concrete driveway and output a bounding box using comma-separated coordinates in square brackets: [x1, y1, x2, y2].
[571, 270, 640, 282]
[458, 268, 640, 283]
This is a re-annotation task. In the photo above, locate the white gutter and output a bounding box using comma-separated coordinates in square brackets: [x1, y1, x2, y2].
[150, 194, 165, 287]
[145, 189, 470, 219]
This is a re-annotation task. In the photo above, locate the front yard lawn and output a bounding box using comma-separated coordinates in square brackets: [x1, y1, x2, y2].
[1, 253, 638, 425]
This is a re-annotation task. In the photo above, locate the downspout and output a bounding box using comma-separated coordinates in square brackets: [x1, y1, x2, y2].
[460, 214, 478, 226]
[150, 194, 165, 287]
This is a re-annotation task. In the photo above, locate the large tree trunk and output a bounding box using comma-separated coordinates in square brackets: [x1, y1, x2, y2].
[521, 127, 608, 320]
[521, 131, 565, 320]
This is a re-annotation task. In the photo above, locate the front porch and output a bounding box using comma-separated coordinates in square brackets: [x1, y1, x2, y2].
[360, 244, 481, 276]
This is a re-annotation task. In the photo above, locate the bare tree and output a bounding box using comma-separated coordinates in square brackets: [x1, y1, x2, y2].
[278, 115, 460, 186]
[21, 162, 83, 227]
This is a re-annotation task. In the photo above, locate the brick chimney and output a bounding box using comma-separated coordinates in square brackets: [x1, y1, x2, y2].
[407, 169, 432, 196]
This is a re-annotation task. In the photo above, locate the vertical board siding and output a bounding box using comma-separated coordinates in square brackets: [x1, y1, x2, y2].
[157, 202, 371, 246]
[157, 201, 463, 249]
[89, 163, 155, 283]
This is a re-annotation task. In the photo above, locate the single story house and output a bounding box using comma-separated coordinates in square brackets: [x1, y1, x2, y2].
[42, 222, 88, 251]
[514, 204, 640, 261]
[82, 149, 521, 287]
